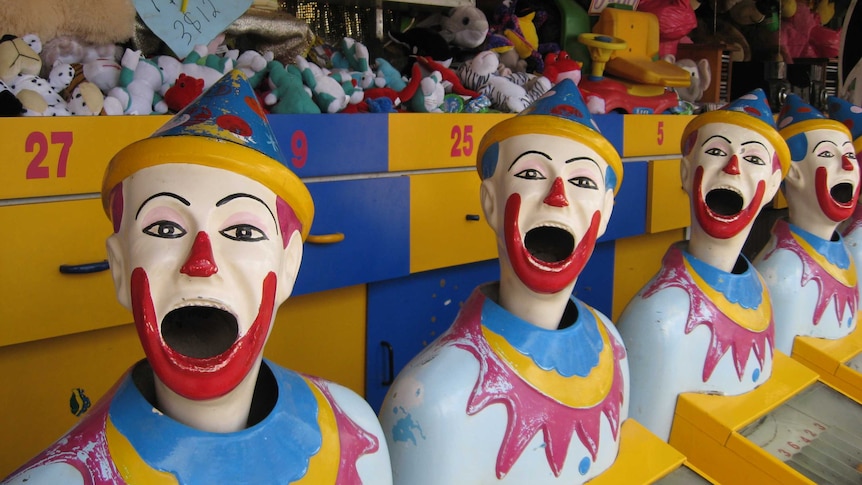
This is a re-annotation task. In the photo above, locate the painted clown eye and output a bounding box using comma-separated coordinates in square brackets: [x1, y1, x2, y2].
[743, 155, 765, 165]
[143, 221, 187, 239]
[220, 224, 268, 242]
[705, 147, 727, 157]
[817, 150, 836, 158]
[569, 176, 598, 190]
[515, 168, 546, 180]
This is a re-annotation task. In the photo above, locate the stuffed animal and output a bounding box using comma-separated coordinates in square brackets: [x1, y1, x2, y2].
[0, 79, 23, 116]
[664, 54, 711, 102]
[439, 6, 489, 50]
[542, 51, 581, 85]
[104, 48, 165, 115]
[414, 56, 480, 98]
[0, 0, 136, 48]
[295, 55, 350, 113]
[373, 58, 407, 91]
[229, 49, 272, 88]
[47, 59, 106, 115]
[163, 73, 204, 113]
[402, 66, 445, 113]
[0, 35, 42, 84]
[263, 60, 320, 114]
[456, 50, 549, 112]
[331, 37, 375, 90]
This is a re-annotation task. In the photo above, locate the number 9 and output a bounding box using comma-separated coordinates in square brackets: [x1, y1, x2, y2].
[291, 130, 308, 168]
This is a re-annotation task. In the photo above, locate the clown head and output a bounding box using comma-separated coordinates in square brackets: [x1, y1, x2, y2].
[680, 89, 789, 243]
[779, 94, 859, 240]
[477, 79, 622, 296]
[101, 71, 313, 404]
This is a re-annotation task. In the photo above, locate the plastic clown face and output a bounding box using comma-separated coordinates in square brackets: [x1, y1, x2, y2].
[785, 128, 859, 224]
[682, 122, 783, 240]
[106, 164, 303, 401]
[481, 133, 614, 295]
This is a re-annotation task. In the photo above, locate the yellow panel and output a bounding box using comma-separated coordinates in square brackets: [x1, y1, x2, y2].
[264, 284, 367, 396]
[792, 325, 862, 376]
[622, 115, 693, 157]
[0, 199, 131, 346]
[612, 229, 685, 320]
[409, 171, 497, 273]
[388, 113, 512, 171]
[670, 414, 786, 485]
[0, 116, 167, 199]
[834, 361, 862, 400]
[647, 158, 691, 233]
[674, 353, 819, 444]
[588, 419, 687, 484]
[0, 324, 144, 479]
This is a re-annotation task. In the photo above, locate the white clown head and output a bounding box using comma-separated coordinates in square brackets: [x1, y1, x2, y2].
[477, 79, 622, 298]
[101, 71, 314, 405]
[680, 89, 790, 243]
[779, 93, 859, 240]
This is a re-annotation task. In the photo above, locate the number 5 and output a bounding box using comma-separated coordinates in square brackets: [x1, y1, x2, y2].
[657, 121, 664, 146]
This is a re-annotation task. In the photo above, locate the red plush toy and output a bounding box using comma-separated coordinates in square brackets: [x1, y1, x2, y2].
[164, 73, 204, 112]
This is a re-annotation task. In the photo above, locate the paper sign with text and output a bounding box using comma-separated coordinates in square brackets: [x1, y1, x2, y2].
[135, 0, 252, 58]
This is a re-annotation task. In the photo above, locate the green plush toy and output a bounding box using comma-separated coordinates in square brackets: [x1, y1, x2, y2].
[263, 60, 320, 114]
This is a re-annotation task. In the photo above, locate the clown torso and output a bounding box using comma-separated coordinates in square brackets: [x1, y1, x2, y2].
[843, 205, 862, 303]
[380, 283, 628, 484]
[754, 219, 858, 355]
[2, 360, 391, 485]
[616, 243, 774, 441]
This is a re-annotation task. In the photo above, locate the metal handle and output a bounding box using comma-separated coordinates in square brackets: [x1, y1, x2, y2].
[381, 341, 395, 386]
[59, 260, 110, 274]
[306, 233, 345, 244]
[465, 214, 481, 221]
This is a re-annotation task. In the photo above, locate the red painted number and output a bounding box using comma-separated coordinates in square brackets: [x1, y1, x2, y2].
[779, 448, 792, 458]
[657, 120, 665, 146]
[26, 131, 73, 179]
[787, 441, 800, 450]
[291, 130, 308, 169]
[450, 125, 474, 157]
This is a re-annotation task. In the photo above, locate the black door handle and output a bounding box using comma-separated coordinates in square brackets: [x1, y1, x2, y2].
[381, 341, 395, 386]
[59, 260, 110, 274]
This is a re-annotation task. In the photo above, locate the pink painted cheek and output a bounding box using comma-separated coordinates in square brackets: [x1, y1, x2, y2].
[110, 184, 124, 234]
[772, 151, 782, 174]
[276, 197, 301, 249]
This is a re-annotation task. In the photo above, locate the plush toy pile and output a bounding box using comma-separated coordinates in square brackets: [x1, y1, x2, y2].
[0, 0, 585, 116]
[0, 0, 843, 117]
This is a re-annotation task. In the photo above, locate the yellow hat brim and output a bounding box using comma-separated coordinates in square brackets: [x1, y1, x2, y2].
[477, 115, 624, 195]
[102, 136, 314, 240]
[778, 118, 852, 147]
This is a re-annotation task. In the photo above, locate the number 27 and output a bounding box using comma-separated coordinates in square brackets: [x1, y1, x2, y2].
[26, 131, 73, 179]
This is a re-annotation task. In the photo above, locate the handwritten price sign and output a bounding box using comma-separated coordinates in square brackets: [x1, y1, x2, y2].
[135, 0, 252, 58]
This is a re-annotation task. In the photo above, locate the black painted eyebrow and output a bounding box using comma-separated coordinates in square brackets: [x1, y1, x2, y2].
[741, 140, 768, 151]
[702, 134, 732, 146]
[565, 156, 604, 182]
[508, 150, 551, 172]
[135, 192, 190, 220]
[216, 193, 279, 235]
[813, 139, 838, 153]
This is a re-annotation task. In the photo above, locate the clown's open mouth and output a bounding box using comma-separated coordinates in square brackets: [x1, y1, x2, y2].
[706, 188, 744, 217]
[525, 226, 575, 263]
[831, 183, 854, 204]
[161, 306, 239, 359]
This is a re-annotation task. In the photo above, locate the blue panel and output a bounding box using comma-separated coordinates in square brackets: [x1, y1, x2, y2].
[573, 240, 615, 318]
[365, 260, 500, 412]
[600, 160, 647, 242]
[294, 177, 409, 295]
[594, 113, 624, 155]
[267, 114, 389, 177]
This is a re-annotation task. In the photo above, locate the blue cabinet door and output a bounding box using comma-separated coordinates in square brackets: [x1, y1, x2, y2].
[366, 259, 500, 412]
[294, 176, 410, 295]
